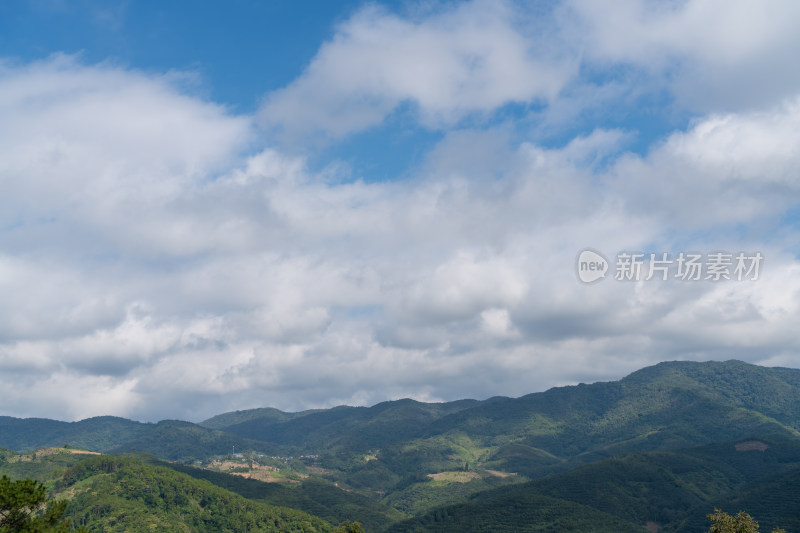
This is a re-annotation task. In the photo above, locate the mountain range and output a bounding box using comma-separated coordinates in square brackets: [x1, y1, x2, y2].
[1, 359, 799, 531]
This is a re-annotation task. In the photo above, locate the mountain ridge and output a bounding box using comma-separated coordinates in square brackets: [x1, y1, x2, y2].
[2, 360, 798, 459]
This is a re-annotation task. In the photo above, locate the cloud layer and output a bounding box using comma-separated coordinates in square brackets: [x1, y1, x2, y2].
[1, 0, 800, 422]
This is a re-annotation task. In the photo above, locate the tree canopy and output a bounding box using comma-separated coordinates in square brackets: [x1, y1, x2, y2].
[707, 509, 786, 533]
[333, 522, 365, 533]
[0, 475, 84, 532]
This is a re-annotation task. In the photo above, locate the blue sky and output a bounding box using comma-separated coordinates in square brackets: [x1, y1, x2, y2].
[1, 0, 800, 422]
[1, 1, 350, 109]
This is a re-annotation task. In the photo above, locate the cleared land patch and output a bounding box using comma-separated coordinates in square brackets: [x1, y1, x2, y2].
[735, 440, 769, 452]
[427, 471, 481, 483]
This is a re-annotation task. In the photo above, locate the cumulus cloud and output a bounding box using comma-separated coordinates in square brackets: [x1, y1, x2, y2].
[259, 0, 573, 139]
[0, 55, 253, 259]
[609, 96, 800, 228]
[562, 0, 800, 110]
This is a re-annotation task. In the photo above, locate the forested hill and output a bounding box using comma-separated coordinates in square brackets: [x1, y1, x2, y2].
[203, 360, 800, 464]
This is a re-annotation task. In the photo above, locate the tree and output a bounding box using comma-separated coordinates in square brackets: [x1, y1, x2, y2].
[0, 475, 86, 532]
[333, 520, 366, 533]
[707, 508, 785, 533]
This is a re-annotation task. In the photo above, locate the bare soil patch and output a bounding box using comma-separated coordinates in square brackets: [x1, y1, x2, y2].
[735, 440, 769, 452]
[645, 521, 660, 532]
[427, 471, 481, 483]
[484, 469, 517, 478]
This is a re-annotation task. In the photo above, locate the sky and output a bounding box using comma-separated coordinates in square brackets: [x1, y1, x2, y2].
[1, 0, 799, 422]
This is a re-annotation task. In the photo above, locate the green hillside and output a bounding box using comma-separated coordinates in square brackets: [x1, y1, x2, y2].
[215, 399, 481, 452]
[5, 360, 799, 472]
[379, 471, 523, 517]
[0, 448, 336, 532]
[0, 416, 152, 452]
[0, 446, 99, 489]
[60, 455, 334, 532]
[352, 360, 800, 486]
[384, 492, 648, 533]
[193, 360, 800, 493]
[168, 463, 406, 532]
[389, 434, 800, 533]
[419, 361, 800, 461]
[0, 448, 395, 532]
[109, 420, 289, 461]
[200, 408, 319, 430]
[675, 464, 800, 532]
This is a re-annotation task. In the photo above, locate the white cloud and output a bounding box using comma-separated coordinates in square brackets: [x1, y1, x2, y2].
[0, 55, 254, 259]
[259, 0, 800, 145]
[480, 308, 518, 339]
[563, 0, 800, 110]
[260, 0, 573, 139]
[609, 95, 800, 228]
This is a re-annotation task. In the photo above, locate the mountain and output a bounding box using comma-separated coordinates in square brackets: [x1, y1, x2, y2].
[427, 359, 800, 453]
[5, 360, 798, 464]
[0, 416, 292, 462]
[386, 434, 800, 533]
[109, 419, 289, 461]
[200, 407, 318, 430]
[201, 360, 800, 459]
[367, 360, 800, 481]
[4, 360, 800, 499]
[204, 399, 481, 452]
[0, 416, 152, 452]
[196, 359, 800, 530]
